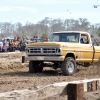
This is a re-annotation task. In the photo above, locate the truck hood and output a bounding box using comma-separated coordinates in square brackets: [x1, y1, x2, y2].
[26, 42, 79, 47]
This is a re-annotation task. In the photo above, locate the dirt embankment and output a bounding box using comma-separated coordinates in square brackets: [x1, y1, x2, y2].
[0, 52, 100, 100]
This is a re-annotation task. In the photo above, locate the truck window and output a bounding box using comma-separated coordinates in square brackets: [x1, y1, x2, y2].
[80, 34, 88, 44]
[49, 33, 80, 43]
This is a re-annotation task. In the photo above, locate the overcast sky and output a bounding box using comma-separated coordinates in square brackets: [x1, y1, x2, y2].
[0, 0, 100, 25]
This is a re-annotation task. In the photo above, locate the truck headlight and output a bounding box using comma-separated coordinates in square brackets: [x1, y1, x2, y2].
[56, 48, 62, 54]
[56, 48, 60, 53]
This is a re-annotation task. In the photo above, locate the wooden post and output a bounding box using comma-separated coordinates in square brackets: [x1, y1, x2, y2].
[87, 80, 99, 92]
[87, 81, 92, 92]
[96, 80, 100, 90]
[92, 81, 97, 91]
[67, 83, 84, 100]
[22, 56, 25, 63]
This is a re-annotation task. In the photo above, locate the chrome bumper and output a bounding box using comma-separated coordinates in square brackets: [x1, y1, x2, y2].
[24, 56, 64, 62]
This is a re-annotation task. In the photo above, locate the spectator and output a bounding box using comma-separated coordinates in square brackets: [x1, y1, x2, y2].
[20, 38, 27, 51]
[0, 40, 3, 52]
[36, 35, 38, 42]
[45, 36, 48, 42]
[2, 44, 7, 52]
[33, 39, 36, 43]
[9, 40, 14, 52]
[5, 39, 9, 51]
[13, 40, 18, 51]
[2, 38, 7, 46]
[17, 35, 21, 41]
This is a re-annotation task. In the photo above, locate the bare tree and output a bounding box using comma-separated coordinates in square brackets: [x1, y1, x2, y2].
[0, 17, 100, 39]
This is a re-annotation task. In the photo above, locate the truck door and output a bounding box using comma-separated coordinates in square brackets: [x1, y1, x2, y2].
[92, 39, 100, 62]
[80, 34, 94, 62]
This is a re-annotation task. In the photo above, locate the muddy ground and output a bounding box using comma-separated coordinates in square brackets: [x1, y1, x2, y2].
[0, 52, 100, 100]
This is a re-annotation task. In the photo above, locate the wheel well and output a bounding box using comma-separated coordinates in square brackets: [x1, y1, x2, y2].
[65, 53, 75, 59]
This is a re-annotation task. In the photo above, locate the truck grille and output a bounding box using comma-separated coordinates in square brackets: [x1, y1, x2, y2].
[25, 46, 62, 55]
[30, 48, 41, 53]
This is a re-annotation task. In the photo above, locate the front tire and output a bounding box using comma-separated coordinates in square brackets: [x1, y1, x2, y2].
[61, 57, 77, 76]
[29, 61, 37, 73]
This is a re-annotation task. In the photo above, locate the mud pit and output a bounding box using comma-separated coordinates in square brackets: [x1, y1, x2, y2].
[0, 52, 100, 100]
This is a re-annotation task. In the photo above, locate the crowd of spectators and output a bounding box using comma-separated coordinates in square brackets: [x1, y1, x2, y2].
[30, 35, 49, 42]
[0, 36, 27, 53]
[0, 35, 49, 53]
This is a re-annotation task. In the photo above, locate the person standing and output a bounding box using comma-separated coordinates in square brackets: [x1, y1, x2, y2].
[17, 35, 21, 41]
[2, 44, 7, 52]
[2, 38, 7, 46]
[13, 40, 18, 51]
[0, 39, 3, 52]
[9, 40, 13, 52]
[20, 38, 27, 51]
[45, 36, 48, 42]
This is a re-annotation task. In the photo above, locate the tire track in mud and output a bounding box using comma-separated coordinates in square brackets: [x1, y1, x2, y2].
[0, 52, 100, 94]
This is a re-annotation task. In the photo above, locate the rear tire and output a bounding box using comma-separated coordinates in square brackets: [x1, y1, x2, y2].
[38, 67, 43, 72]
[61, 57, 77, 76]
[83, 63, 90, 67]
[29, 61, 43, 73]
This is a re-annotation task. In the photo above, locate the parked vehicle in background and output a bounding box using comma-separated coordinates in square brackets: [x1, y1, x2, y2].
[22, 31, 100, 76]
[6, 36, 14, 40]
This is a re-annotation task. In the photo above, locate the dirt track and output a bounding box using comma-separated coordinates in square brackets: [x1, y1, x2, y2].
[0, 52, 100, 100]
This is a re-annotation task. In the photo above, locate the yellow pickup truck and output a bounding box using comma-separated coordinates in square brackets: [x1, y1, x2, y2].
[23, 31, 100, 76]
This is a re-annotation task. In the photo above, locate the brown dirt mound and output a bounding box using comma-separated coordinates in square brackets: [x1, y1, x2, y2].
[0, 52, 100, 100]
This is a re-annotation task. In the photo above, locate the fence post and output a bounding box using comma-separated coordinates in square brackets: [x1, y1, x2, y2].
[67, 83, 84, 100]
[22, 56, 25, 63]
[87, 80, 100, 92]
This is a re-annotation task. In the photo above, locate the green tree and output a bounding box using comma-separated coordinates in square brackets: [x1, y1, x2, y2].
[41, 33, 48, 38]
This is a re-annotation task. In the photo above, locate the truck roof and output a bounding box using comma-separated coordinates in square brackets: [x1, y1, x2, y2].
[53, 31, 90, 34]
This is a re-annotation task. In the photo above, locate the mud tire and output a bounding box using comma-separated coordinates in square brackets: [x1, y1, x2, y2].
[61, 57, 77, 76]
[29, 61, 43, 73]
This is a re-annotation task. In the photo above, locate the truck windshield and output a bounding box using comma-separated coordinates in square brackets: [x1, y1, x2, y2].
[49, 33, 80, 42]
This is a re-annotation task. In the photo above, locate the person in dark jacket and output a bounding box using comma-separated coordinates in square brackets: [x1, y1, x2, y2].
[20, 38, 27, 51]
[9, 40, 14, 52]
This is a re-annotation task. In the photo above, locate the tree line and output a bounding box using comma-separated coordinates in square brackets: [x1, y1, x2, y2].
[0, 17, 100, 39]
